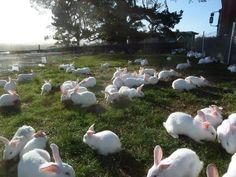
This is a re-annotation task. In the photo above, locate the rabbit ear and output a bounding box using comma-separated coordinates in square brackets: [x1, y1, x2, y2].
[74, 86, 80, 93]
[40, 164, 59, 174]
[209, 106, 218, 117]
[0, 136, 10, 145]
[197, 110, 207, 122]
[87, 124, 95, 136]
[200, 76, 206, 80]
[60, 86, 68, 95]
[188, 79, 193, 84]
[206, 164, 219, 177]
[8, 90, 16, 96]
[9, 139, 21, 148]
[50, 144, 62, 165]
[34, 130, 46, 138]
[153, 145, 163, 166]
[137, 84, 144, 93]
[211, 110, 218, 117]
[210, 105, 222, 112]
[159, 163, 171, 171]
[228, 125, 236, 134]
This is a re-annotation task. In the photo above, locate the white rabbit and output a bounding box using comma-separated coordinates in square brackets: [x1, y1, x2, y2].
[4, 77, 16, 92]
[134, 58, 142, 64]
[20, 130, 47, 158]
[185, 76, 209, 87]
[227, 113, 236, 126]
[206, 154, 236, 177]
[146, 73, 159, 85]
[195, 105, 223, 127]
[78, 77, 96, 88]
[166, 56, 172, 61]
[0, 90, 20, 107]
[113, 77, 124, 88]
[158, 69, 178, 80]
[41, 80, 52, 95]
[102, 91, 119, 103]
[65, 65, 75, 73]
[60, 81, 78, 102]
[72, 67, 90, 74]
[139, 67, 156, 76]
[163, 111, 216, 143]
[111, 67, 127, 80]
[100, 63, 110, 70]
[60, 80, 78, 92]
[128, 60, 133, 64]
[123, 77, 145, 88]
[119, 72, 135, 80]
[0, 125, 35, 160]
[141, 58, 149, 66]
[217, 114, 236, 154]
[147, 145, 203, 177]
[105, 84, 118, 93]
[16, 70, 36, 82]
[176, 59, 191, 70]
[198, 56, 213, 64]
[83, 124, 121, 155]
[227, 65, 236, 73]
[60, 85, 87, 102]
[102, 85, 119, 103]
[69, 88, 97, 107]
[59, 62, 74, 70]
[172, 78, 196, 91]
[41, 56, 47, 64]
[18, 143, 75, 177]
[0, 79, 7, 87]
[119, 84, 144, 99]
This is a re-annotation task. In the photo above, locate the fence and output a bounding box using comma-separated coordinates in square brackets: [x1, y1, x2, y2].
[195, 22, 236, 64]
[50, 42, 182, 55]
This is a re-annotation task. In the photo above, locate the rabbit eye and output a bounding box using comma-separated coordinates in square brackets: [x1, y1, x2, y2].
[227, 142, 229, 146]
[65, 172, 71, 176]
[211, 132, 214, 135]
[9, 152, 13, 155]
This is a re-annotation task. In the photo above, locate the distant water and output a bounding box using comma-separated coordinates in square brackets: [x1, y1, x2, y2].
[0, 51, 62, 75]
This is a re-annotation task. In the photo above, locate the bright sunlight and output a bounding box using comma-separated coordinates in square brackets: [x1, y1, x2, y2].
[0, 0, 54, 44]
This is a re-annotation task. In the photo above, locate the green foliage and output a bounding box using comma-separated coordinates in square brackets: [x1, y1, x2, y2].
[0, 53, 235, 177]
[30, 0, 182, 46]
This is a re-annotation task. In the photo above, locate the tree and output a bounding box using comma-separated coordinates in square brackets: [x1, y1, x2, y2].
[51, 0, 97, 46]
[88, 0, 182, 44]
[30, 0, 182, 46]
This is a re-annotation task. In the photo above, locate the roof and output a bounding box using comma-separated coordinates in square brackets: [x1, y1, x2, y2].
[178, 31, 199, 35]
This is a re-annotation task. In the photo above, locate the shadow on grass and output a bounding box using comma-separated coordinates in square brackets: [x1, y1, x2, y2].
[0, 156, 19, 177]
[190, 86, 233, 100]
[0, 105, 21, 117]
[63, 102, 107, 115]
[112, 96, 131, 109]
[96, 150, 146, 177]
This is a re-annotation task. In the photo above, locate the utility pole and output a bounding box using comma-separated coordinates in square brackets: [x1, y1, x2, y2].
[202, 31, 205, 55]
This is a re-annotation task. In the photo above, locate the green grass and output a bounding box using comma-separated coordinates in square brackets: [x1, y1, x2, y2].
[0, 53, 236, 177]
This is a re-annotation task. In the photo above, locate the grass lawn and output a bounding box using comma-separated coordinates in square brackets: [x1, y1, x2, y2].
[0, 53, 236, 177]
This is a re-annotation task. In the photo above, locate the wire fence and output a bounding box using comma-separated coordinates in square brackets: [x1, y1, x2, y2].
[195, 22, 236, 64]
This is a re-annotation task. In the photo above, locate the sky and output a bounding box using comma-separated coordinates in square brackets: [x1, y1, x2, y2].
[167, 0, 221, 37]
[0, 0, 222, 45]
[0, 0, 54, 45]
